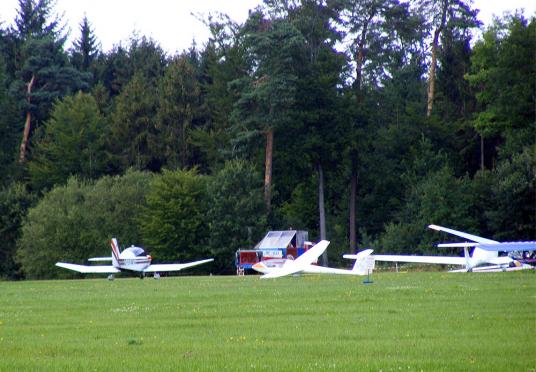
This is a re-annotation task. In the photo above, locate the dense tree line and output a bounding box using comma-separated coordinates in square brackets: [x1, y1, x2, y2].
[0, 0, 534, 278]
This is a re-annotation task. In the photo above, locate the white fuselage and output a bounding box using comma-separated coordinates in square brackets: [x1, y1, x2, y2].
[470, 247, 498, 268]
[252, 259, 368, 276]
[114, 246, 152, 272]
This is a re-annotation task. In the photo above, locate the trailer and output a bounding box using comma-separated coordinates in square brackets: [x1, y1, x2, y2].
[235, 230, 311, 275]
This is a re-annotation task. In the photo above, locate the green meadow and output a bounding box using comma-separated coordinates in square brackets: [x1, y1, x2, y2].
[0, 271, 534, 371]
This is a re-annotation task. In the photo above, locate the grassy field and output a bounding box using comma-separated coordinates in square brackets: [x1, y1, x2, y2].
[0, 271, 534, 371]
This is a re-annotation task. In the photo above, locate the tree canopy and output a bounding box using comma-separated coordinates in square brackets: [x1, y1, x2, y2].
[0, 0, 534, 279]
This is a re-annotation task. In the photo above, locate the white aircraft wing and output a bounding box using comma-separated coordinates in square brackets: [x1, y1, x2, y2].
[88, 257, 113, 262]
[479, 242, 536, 252]
[55, 262, 120, 273]
[428, 224, 498, 244]
[259, 262, 304, 279]
[303, 265, 357, 275]
[293, 240, 330, 266]
[143, 258, 214, 273]
[261, 240, 329, 279]
[373, 254, 466, 266]
[437, 242, 478, 248]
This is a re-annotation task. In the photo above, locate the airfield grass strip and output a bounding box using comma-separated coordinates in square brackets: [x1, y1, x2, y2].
[0, 271, 534, 371]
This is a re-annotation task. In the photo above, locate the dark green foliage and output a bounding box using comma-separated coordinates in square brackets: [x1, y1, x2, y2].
[28, 92, 109, 191]
[377, 137, 477, 254]
[92, 45, 130, 97]
[109, 72, 161, 171]
[10, 35, 90, 122]
[70, 16, 100, 73]
[0, 182, 36, 279]
[485, 148, 536, 240]
[10, 0, 90, 130]
[0, 55, 19, 185]
[139, 169, 209, 263]
[16, 170, 153, 279]
[206, 160, 267, 272]
[229, 14, 305, 155]
[466, 14, 535, 160]
[14, 0, 64, 40]
[157, 56, 202, 170]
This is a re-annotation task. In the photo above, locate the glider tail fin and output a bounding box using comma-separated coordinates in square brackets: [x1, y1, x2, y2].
[344, 249, 374, 275]
[463, 246, 472, 272]
[110, 238, 121, 267]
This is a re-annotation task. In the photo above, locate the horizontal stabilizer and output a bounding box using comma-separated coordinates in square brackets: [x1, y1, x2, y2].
[437, 242, 478, 248]
[88, 257, 113, 262]
[143, 258, 214, 273]
[343, 249, 374, 260]
[55, 262, 120, 274]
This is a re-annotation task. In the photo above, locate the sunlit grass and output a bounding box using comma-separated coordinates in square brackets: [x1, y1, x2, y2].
[0, 271, 534, 370]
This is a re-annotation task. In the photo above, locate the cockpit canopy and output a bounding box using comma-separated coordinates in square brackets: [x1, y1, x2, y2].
[122, 246, 146, 258]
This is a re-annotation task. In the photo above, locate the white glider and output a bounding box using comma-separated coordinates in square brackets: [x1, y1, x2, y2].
[56, 238, 213, 278]
[429, 224, 536, 252]
[253, 240, 374, 278]
[367, 225, 534, 272]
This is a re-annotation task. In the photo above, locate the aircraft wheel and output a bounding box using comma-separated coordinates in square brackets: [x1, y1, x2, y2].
[154, 273, 160, 279]
[107, 274, 115, 281]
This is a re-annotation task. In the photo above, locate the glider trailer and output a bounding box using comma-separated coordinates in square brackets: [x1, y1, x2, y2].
[235, 230, 314, 275]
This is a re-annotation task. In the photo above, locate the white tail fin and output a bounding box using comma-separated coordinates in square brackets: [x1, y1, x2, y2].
[110, 238, 121, 267]
[344, 249, 374, 275]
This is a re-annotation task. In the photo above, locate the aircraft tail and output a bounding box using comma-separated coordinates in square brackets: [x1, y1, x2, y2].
[110, 238, 121, 267]
[463, 246, 472, 272]
[344, 249, 374, 276]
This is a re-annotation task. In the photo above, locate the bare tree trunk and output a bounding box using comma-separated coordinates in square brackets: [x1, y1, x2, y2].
[19, 74, 36, 163]
[426, 0, 448, 117]
[349, 162, 357, 253]
[264, 128, 274, 212]
[318, 162, 328, 266]
[480, 134, 484, 171]
[353, 9, 375, 99]
[181, 118, 187, 168]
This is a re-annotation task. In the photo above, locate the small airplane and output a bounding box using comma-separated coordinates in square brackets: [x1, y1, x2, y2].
[56, 238, 214, 279]
[359, 224, 536, 272]
[252, 240, 374, 278]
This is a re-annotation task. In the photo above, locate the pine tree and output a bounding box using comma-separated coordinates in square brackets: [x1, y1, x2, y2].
[10, 0, 90, 163]
[71, 15, 100, 72]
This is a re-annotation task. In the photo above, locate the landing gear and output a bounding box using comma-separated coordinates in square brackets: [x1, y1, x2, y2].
[139, 273, 145, 279]
[153, 273, 160, 279]
[107, 274, 115, 281]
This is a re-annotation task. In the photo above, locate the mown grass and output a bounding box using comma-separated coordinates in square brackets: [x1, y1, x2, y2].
[0, 271, 534, 371]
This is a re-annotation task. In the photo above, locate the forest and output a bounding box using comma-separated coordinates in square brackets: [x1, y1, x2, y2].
[0, 0, 534, 279]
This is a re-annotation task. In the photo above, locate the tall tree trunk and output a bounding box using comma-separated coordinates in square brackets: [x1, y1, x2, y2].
[19, 74, 36, 163]
[349, 160, 357, 253]
[264, 128, 274, 212]
[480, 134, 484, 171]
[426, 0, 448, 117]
[353, 9, 375, 100]
[318, 162, 328, 266]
